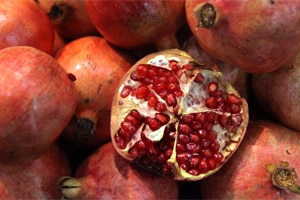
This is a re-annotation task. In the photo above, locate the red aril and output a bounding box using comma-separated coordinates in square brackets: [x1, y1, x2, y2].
[85, 0, 186, 50]
[252, 51, 300, 132]
[0, 0, 54, 54]
[58, 142, 179, 199]
[0, 46, 78, 165]
[0, 142, 71, 199]
[110, 49, 249, 180]
[36, 0, 99, 40]
[200, 120, 300, 199]
[55, 36, 135, 149]
[185, 0, 300, 73]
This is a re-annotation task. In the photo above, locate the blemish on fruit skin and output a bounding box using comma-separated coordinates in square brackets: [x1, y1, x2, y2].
[67, 73, 77, 82]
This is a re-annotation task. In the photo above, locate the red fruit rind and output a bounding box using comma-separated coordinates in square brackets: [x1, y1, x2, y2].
[111, 49, 249, 181]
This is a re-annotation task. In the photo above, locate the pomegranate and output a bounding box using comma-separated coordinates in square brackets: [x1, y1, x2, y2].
[252, 51, 300, 132]
[200, 120, 300, 199]
[0, 46, 78, 165]
[58, 142, 179, 199]
[36, 0, 99, 40]
[0, 0, 54, 54]
[55, 36, 135, 149]
[0, 142, 71, 199]
[85, 0, 186, 50]
[185, 0, 300, 73]
[110, 49, 249, 180]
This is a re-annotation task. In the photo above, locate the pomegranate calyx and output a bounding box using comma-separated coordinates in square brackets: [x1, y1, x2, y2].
[75, 118, 96, 137]
[194, 3, 216, 29]
[58, 176, 83, 200]
[266, 161, 300, 194]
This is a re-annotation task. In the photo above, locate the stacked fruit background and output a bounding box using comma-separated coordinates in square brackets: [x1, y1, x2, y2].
[0, 0, 300, 199]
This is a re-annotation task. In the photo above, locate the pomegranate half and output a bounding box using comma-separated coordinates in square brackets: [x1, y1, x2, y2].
[110, 49, 249, 180]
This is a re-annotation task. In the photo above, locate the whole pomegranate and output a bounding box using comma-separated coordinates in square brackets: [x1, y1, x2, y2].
[252, 51, 300, 132]
[85, 0, 186, 50]
[110, 49, 249, 180]
[200, 120, 300, 199]
[58, 142, 179, 199]
[0, 46, 78, 165]
[56, 36, 135, 149]
[185, 0, 300, 73]
[36, 0, 99, 40]
[0, 142, 71, 199]
[0, 0, 54, 54]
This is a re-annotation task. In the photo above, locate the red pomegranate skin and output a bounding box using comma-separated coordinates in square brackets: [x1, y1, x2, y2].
[59, 142, 179, 199]
[0, 46, 78, 165]
[252, 52, 300, 132]
[185, 0, 300, 73]
[0, 0, 54, 54]
[37, 0, 99, 40]
[0, 142, 71, 199]
[85, 0, 186, 50]
[200, 120, 300, 199]
[56, 36, 135, 149]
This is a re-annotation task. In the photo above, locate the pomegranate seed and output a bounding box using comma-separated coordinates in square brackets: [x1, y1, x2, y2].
[200, 158, 208, 173]
[121, 121, 136, 135]
[179, 124, 192, 135]
[189, 134, 201, 144]
[177, 153, 191, 163]
[155, 113, 170, 125]
[136, 64, 149, 77]
[181, 114, 194, 124]
[135, 85, 149, 99]
[159, 76, 168, 83]
[114, 135, 126, 149]
[166, 93, 176, 106]
[155, 102, 167, 112]
[186, 143, 200, 154]
[218, 114, 228, 128]
[231, 103, 241, 114]
[207, 82, 219, 94]
[194, 73, 205, 83]
[207, 158, 216, 170]
[188, 169, 200, 176]
[130, 71, 141, 81]
[205, 96, 218, 109]
[189, 156, 200, 168]
[201, 138, 211, 149]
[198, 129, 207, 138]
[146, 117, 160, 131]
[155, 83, 165, 92]
[195, 113, 206, 124]
[148, 96, 158, 107]
[120, 85, 132, 98]
[205, 112, 218, 123]
[226, 93, 241, 104]
[178, 134, 190, 144]
[202, 149, 212, 158]
[124, 115, 138, 125]
[176, 143, 186, 153]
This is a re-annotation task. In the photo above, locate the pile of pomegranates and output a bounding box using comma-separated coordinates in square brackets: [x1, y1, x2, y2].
[1, 0, 300, 199]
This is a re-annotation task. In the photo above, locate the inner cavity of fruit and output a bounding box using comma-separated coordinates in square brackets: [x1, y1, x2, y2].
[111, 50, 248, 180]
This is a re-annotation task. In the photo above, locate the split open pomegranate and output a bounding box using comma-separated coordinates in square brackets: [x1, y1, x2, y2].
[111, 49, 249, 180]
